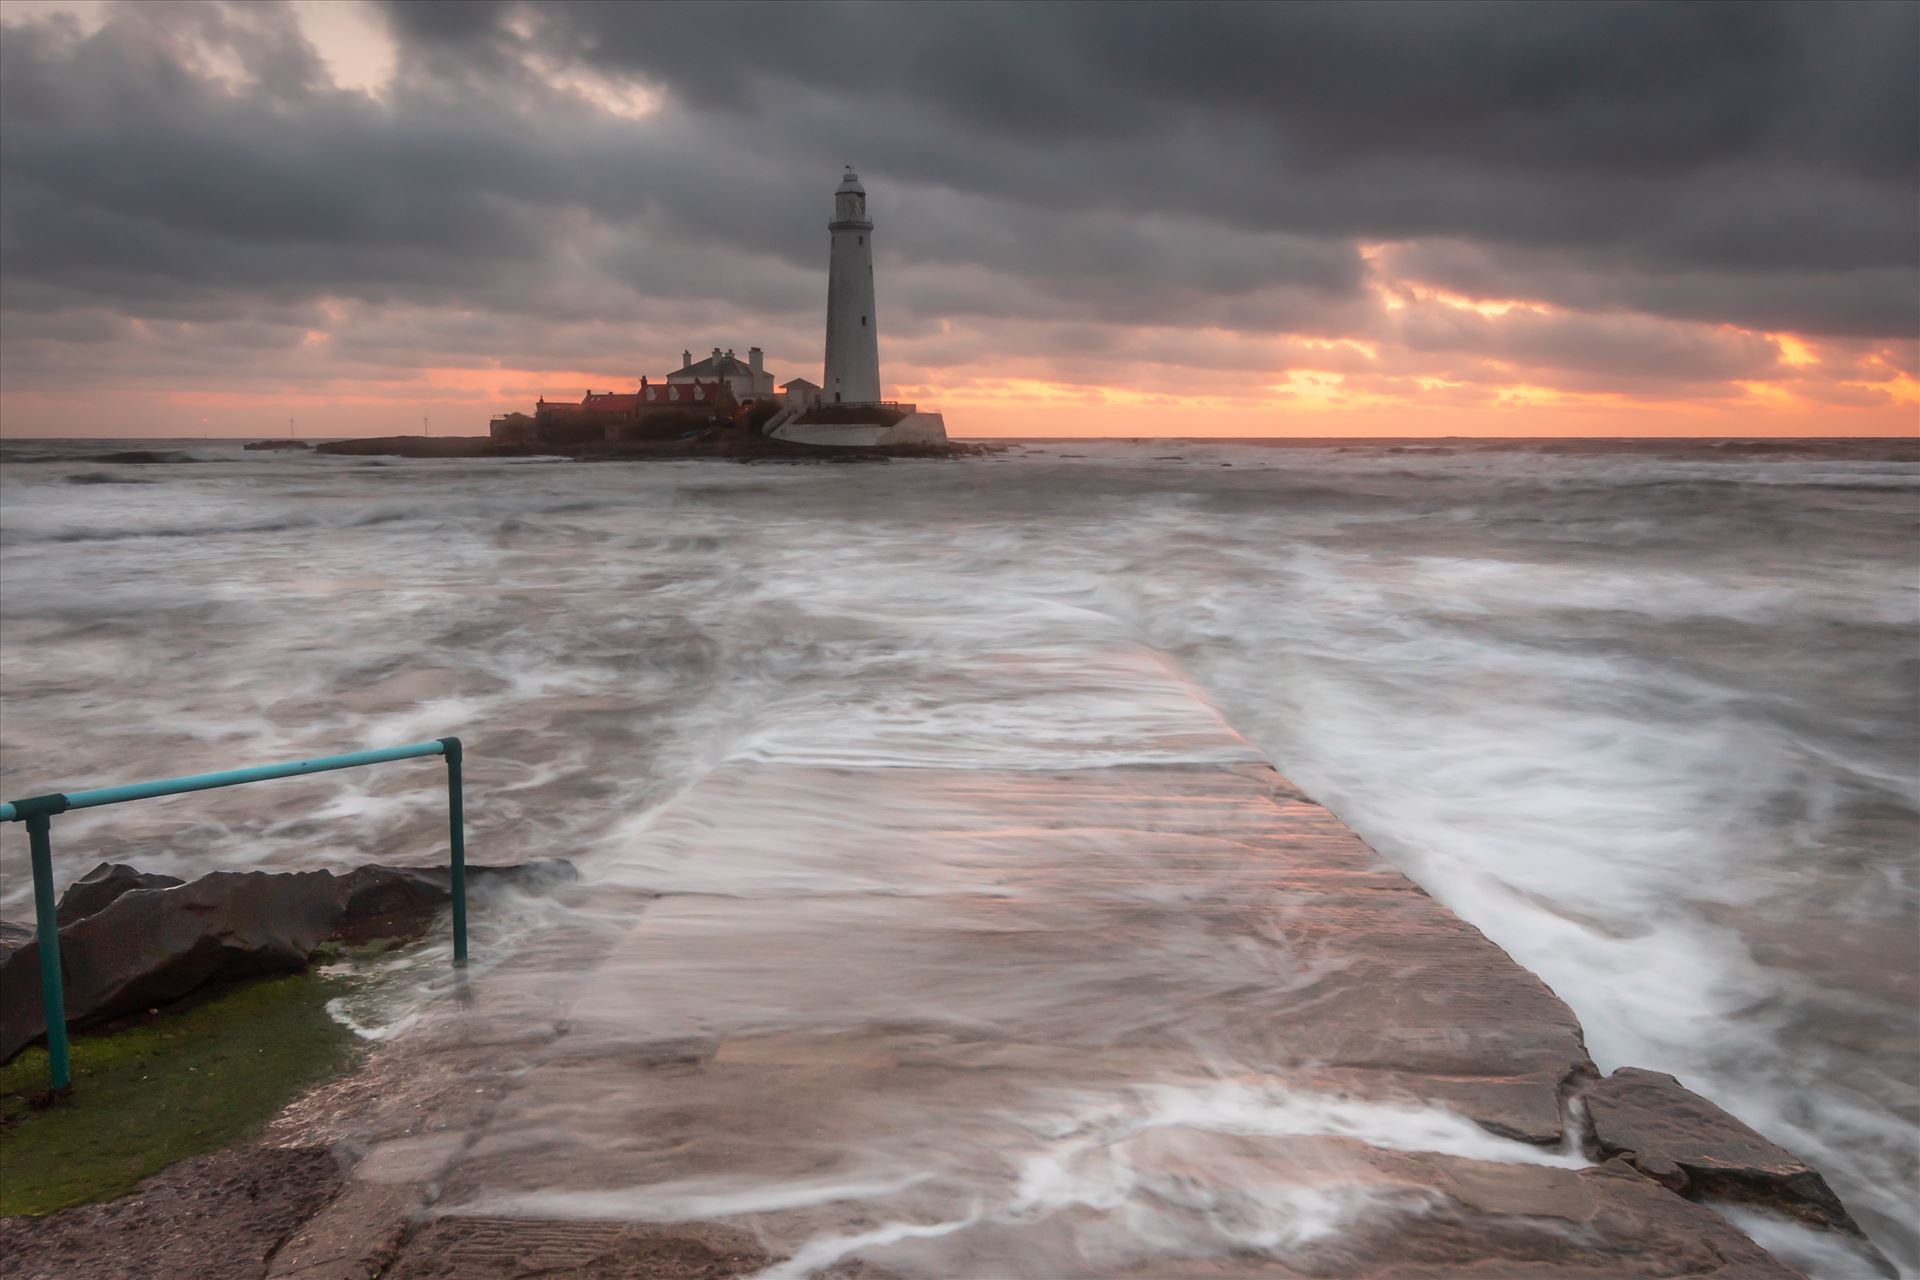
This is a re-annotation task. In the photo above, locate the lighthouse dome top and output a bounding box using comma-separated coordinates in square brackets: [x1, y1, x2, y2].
[830, 166, 871, 231]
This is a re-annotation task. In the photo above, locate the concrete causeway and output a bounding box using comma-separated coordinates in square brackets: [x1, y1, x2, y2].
[255, 650, 1872, 1278]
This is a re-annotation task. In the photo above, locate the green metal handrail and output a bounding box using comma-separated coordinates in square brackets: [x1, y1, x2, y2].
[1, 737, 467, 1094]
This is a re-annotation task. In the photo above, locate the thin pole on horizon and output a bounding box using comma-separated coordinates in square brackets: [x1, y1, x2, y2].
[288, 416, 294, 440]
[423, 415, 430, 438]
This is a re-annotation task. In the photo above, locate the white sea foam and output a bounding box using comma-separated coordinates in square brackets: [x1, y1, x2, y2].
[465, 1080, 1565, 1278]
[756, 1215, 979, 1280]
[471, 1171, 938, 1222]
[1046, 1079, 1591, 1169]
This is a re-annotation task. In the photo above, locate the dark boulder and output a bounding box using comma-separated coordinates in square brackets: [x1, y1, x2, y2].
[334, 859, 577, 942]
[1, 871, 348, 1063]
[314, 437, 490, 458]
[64, 870, 348, 1022]
[0, 920, 32, 964]
[1584, 1066, 1893, 1274]
[0, 859, 577, 1064]
[243, 440, 311, 451]
[334, 864, 448, 943]
[56, 862, 185, 926]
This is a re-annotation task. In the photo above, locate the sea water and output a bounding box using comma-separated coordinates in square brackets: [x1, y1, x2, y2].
[1, 436, 1914, 1273]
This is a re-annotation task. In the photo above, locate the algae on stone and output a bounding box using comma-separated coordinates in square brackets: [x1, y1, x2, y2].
[0, 971, 360, 1216]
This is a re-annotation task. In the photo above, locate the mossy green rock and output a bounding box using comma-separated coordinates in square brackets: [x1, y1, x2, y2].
[0, 972, 359, 1217]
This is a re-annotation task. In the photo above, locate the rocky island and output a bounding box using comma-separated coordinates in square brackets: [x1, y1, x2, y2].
[314, 424, 987, 463]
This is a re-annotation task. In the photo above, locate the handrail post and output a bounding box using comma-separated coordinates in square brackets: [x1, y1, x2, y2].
[4, 736, 470, 1097]
[439, 737, 467, 967]
[26, 813, 72, 1092]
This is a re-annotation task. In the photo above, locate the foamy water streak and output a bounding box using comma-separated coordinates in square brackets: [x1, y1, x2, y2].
[465, 1079, 1587, 1278]
[1, 436, 1914, 1275]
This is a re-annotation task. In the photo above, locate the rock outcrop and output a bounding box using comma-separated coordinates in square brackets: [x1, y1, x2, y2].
[55, 862, 185, 926]
[1583, 1066, 1895, 1275]
[314, 436, 497, 458]
[90, 451, 197, 464]
[0, 920, 32, 964]
[0, 859, 577, 1064]
[332, 861, 573, 942]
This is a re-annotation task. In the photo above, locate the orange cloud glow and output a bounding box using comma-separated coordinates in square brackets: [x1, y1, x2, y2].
[3, 281, 1914, 440]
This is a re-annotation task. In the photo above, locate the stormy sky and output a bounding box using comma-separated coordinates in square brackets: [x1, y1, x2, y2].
[1, 0, 1914, 437]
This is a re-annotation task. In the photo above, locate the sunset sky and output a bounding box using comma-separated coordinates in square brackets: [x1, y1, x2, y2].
[0, 0, 1914, 439]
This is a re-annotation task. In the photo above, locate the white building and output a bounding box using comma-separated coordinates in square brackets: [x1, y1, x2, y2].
[769, 168, 948, 447]
[780, 377, 823, 410]
[822, 168, 882, 405]
[667, 346, 775, 401]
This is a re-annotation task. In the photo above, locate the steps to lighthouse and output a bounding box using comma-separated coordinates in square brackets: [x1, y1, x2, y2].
[771, 412, 948, 448]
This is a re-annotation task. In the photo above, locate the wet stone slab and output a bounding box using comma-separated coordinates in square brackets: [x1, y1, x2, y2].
[1582, 1066, 1890, 1272]
[371, 759, 1816, 1276]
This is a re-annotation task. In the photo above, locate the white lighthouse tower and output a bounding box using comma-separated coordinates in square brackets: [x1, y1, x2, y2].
[823, 167, 882, 404]
[770, 168, 946, 446]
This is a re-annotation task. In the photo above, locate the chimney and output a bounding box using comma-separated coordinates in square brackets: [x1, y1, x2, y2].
[749, 346, 764, 379]
[681, 349, 691, 368]
[712, 346, 722, 362]
[641, 375, 648, 388]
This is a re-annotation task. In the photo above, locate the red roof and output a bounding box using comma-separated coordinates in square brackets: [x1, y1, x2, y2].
[536, 381, 728, 417]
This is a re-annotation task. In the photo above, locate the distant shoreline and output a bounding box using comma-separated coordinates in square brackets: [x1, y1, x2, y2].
[310, 434, 995, 463]
[0, 436, 1913, 467]
[2, 433, 1915, 447]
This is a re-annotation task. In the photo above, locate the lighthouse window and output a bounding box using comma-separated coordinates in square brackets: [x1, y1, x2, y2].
[858, 236, 864, 245]
[861, 315, 867, 326]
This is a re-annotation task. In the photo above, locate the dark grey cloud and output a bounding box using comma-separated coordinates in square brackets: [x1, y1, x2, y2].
[459, 1, 1917, 278]
[1383, 240, 1915, 340]
[0, 0, 1913, 413]
[488, 1, 1911, 177]
[1395, 299, 1783, 387]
